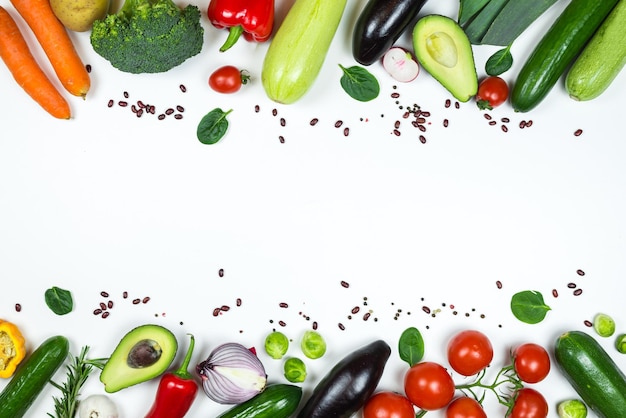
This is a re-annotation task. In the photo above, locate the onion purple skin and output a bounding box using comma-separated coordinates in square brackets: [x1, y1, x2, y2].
[196, 342, 268, 405]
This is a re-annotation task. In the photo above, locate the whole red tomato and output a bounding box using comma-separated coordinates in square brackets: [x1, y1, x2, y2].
[476, 76, 509, 110]
[509, 388, 548, 418]
[512, 343, 550, 383]
[363, 391, 415, 418]
[208, 65, 249, 94]
[447, 330, 493, 376]
[404, 362, 455, 411]
[446, 397, 487, 418]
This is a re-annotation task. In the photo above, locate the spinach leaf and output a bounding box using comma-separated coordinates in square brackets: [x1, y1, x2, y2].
[197, 108, 233, 145]
[398, 327, 425, 366]
[485, 46, 513, 76]
[339, 64, 380, 102]
[45, 286, 73, 315]
[510, 290, 551, 324]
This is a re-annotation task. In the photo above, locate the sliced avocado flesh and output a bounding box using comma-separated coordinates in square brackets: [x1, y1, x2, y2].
[413, 14, 478, 102]
[100, 324, 178, 393]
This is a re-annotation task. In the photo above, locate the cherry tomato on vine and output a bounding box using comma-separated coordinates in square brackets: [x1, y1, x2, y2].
[512, 343, 550, 383]
[446, 397, 487, 418]
[404, 361, 455, 411]
[447, 330, 493, 376]
[208, 65, 250, 94]
[363, 391, 415, 418]
[509, 388, 548, 418]
[475, 76, 509, 110]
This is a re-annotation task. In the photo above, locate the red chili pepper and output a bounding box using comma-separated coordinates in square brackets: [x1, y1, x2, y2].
[145, 335, 198, 418]
[207, 0, 275, 52]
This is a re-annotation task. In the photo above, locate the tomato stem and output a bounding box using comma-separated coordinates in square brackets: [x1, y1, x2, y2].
[455, 365, 523, 408]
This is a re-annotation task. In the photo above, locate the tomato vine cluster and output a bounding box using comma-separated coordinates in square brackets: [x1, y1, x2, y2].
[363, 330, 551, 418]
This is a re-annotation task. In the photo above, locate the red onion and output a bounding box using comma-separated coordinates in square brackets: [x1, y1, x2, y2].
[196, 342, 267, 404]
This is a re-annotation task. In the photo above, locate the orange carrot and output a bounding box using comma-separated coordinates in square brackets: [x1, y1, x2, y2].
[10, 0, 90, 98]
[0, 6, 71, 119]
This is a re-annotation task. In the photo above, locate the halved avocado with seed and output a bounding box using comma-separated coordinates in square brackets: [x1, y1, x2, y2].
[412, 14, 478, 102]
[100, 324, 178, 393]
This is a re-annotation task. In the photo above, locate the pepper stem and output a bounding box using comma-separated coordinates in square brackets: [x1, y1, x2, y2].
[174, 334, 195, 380]
[220, 25, 244, 52]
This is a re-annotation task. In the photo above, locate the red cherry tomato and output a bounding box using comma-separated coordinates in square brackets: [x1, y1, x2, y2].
[208, 65, 249, 94]
[363, 391, 415, 418]
[446, 397, 487, 418]
[475, 76, 509, 110]
[447, 330, 493, 376]
[512, 343, 550, 383]
[509, 388, 548, 418]
[404, 362, 455, 411]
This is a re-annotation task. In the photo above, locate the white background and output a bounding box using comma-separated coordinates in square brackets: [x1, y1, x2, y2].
[1, 0, 625, 416]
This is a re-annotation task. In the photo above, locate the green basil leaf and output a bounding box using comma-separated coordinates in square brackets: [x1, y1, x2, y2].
[339, 64, 380, 102]
[45, 286, 74, 315]
[398, 327, 425, 366]
[485, 46, 513, 76]
[510, 290, 551, 324]
[197, 108, 233, 145]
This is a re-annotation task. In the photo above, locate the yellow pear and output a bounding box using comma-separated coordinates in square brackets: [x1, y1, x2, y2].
[50, 0, 110, 32]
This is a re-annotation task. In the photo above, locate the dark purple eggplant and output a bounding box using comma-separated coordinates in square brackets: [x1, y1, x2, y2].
[352, 0, 429, 66]
[297, 340, 391, 418]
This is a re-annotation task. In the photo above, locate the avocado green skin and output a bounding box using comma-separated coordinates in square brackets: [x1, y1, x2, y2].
[261, 0, 348, 104]
[100, 324, 178, 393]
[510, 0, 619, 112]
[566, 0, 626, 101]
[554, 330, 626, 418]
[217, 384, 302, 418]
[412, 14, 478, 102]
[0, 336, 69, 418]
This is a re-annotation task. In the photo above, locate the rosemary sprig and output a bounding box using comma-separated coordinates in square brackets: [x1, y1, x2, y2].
[48, 345, 95, 418]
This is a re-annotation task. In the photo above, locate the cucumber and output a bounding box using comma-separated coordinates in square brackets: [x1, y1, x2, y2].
[261, 0, 347, 104]
[0, 335, 69, 418]
[216, 384, 302, 418]
[510, 0, 619, 112]
[554, 330, 626, 418]
[566, 0, 626, 101]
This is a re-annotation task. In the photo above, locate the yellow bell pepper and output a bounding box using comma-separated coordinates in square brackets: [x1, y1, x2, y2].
[0, 319, 26, 378]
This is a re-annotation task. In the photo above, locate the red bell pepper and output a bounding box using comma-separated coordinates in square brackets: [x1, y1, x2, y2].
[207, 0, 275, 52]
[145, 335, 198, 418]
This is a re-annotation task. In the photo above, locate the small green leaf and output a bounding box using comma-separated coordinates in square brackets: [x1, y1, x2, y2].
[339, 64, 380, 102]
[398, 327, 425, 366]
[197, 108, 233, 145]
[485, 46, 513, 76]
[45, 286, 74, 315]
[510, 290, 551, 324]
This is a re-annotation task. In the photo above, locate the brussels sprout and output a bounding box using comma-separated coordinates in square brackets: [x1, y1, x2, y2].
[557, 399, 587, 418]
[593, 313, 616, 337]
[264, 331, 289, 359]
[301, 330, 326, 359]
[616, 333, 626, 354]
[283, 357, 307, 383]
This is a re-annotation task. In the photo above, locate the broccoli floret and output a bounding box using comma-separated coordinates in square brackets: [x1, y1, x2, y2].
[90, 0, 204, 74]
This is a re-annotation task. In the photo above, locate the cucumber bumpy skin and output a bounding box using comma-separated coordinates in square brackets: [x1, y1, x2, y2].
[0, 335, 70, 418]
[510, 0, 619, 112]
[554, 330, 626, 418]
[566, 0, 626, 101]
[217, 384, 302, 418]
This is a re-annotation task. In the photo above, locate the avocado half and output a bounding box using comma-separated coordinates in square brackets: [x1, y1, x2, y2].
[413, 14, 478, 102]
[100, 324, 178, 393]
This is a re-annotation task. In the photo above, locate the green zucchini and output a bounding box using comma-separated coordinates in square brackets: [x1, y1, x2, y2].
[261, 0, 347, 104]
[480, 0, 559, 46]
[216, 384, 302, 418]
[511, 0, 619, 112]
[0, 335, 69, 418]
[554, 330, 626, 418]
[566, 0, 626, 101]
